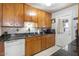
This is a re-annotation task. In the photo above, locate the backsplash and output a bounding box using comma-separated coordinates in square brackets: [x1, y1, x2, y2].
[2, 22, 38, 34]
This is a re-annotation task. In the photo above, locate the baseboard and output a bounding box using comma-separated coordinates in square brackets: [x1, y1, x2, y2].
[34, 45, 61, 56]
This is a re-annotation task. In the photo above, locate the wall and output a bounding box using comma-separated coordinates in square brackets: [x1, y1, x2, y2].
[52, 4, 78, 47]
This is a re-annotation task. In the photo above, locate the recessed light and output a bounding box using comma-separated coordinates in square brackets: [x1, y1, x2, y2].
[28, 11, 36, 16]
[44, 3, 52, 6]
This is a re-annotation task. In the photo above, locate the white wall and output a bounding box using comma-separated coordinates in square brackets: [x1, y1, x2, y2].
[52, 4, 78, 47]
[52, 4, 78, 18]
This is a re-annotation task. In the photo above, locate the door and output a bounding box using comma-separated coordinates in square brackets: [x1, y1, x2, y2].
[37, 10, 45, 28]
[14, 4, 24, 27]
[25, 37, 41, 56]
[3, 3, 24, 27]
[56, 15, 73, 47]
[24, 4, 32, 21]
[3, 4, 15, 26]
[45, 13, 52, 28]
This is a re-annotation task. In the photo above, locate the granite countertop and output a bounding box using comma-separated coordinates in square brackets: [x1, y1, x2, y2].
[0, 32, 55, 42]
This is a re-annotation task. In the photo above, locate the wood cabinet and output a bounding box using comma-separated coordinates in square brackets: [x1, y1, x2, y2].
[24, 4, 52, 28]
[41, 36, 46, 50]
[2, 4, 51, 27]
[3, 4, 15, 26]
[24, 4, 32, 21]
[45, 13, 52, 28]
[41, 34, 55, 50]
[45, 34, 55, 48]
[3, 3, 24, 27]
[31, 7, 38, 23]
[0, 42, 4, 56]
[37, 10, 52, 28]
[24, 5, 38, 22]
[25, 37, 33, 56]
[25, 34, 55, 56]
[37, 10, 45, 28]
[25, 36, 41, 56]
[14, 4, 24, 27]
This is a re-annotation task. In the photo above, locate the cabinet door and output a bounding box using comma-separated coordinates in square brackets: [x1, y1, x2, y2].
[41, 36, 46, 50]
[45, 35, 50, 48]
[48, 34, 55, 47]
[45, 13, 52, 28]
[25, 37, 41, 56]
[45, 34, 55, 48]
[25, 37, 34, 56]
[37, 10, 45, 28]
[33, 37, 41, 54]
[31, 7, 38, 22]
[24, 4, 32, 21]
[14, 4, 24, 27]
[3, 4, 15, 26]
[0, 42, 4, 56]
[37, 10, 51, 28]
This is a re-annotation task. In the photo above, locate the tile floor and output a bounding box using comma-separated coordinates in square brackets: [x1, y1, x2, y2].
[51, 40, 78, 56]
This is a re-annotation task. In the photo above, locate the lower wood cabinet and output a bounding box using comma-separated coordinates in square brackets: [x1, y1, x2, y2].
[25, 37, 41, 56]
[0, 42, 4, 56]
[25, 34, 55, 56]
[41, 36, 46, 50]
[45, 34, 55, 49]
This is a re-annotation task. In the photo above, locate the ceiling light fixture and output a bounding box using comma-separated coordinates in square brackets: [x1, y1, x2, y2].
[44, 3, 52, 6]
[28, 11, 36, 16]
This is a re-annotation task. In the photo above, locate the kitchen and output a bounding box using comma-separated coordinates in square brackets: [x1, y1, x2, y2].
[0, 3, 78, 56]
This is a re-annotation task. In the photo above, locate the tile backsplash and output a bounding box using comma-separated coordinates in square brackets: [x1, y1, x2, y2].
[2, 22, 38, 34]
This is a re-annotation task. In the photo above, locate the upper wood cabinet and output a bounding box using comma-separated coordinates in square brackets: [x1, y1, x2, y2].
[37, 10, 52, 28]
[14, 4, 24, 27]
[37, 10, 46, 28]
[24, 4, 38, 22]
[24, 4, 52, 28]
[31, 7, 38, 22]
[45, 13, 52, 28]
[2, 3, 51, 27]
[3, 4, 15, 26]
[3, 3, 24, 27]
[24, 4, 32, 21]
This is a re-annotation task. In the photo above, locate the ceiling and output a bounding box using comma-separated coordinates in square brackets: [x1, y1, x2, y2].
[28, 3, 76, 13]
